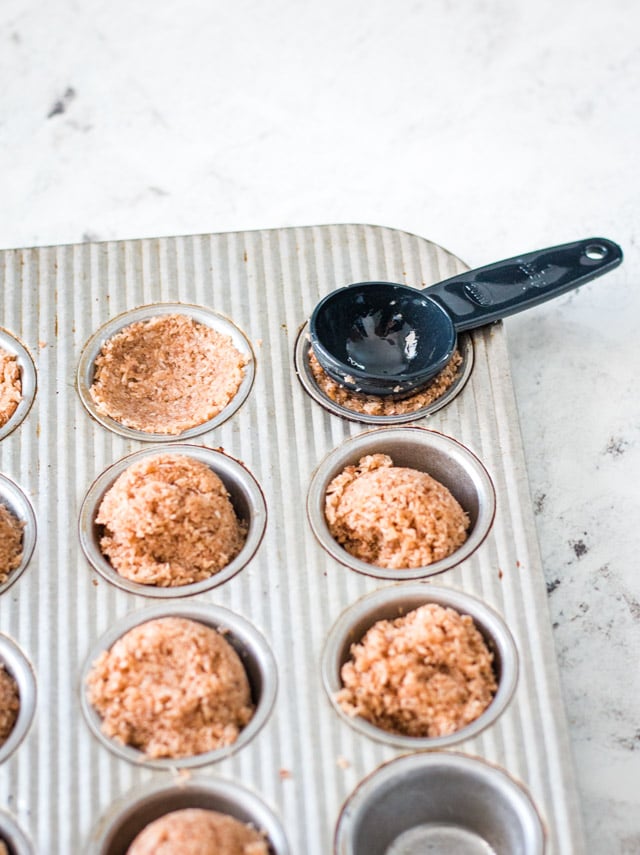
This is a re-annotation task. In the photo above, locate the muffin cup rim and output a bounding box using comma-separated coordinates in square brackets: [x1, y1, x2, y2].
[75, 301, 256, 442]
[0, 472, 37, 597]
[321, 582, 519, 750]
[0, 807, 34, 855]
[0, 633, 37, 765]
[79, 602, 277, 770]
[78, 443, 267, 598]
[307, 425, 496, 580]
[0, 327, 37, 443]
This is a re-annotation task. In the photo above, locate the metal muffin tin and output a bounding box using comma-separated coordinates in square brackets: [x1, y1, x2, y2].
[79, 602, 277, 770]
[322, 583, 518, 751]
[78, 443, 267, 598]
[0, 225, 585, 853]
[0, 807, 34, 855]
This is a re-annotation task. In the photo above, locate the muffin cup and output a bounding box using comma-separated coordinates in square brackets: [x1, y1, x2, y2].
[322, 583, 518, 750]
[88, 776, 290, 855]
[0, 809, 33, 855]
[78, 444, 267, 598]
[307, 426, 495, 579]
[76, 302, 255, 441]
[79, 603, 277, 770]
[0, 328, 36, 442]
[0, 474, 37, 597]
[0, 634, 37, 765]
[294, 322, 473, 425]
[334, 752, 545, 855]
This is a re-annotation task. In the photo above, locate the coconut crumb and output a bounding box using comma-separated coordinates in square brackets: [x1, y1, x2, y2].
[0, 347, 21, 428]
[89, 313, 248, 435]
[86, 617, 254, 759]
[338, 603, 497, 737]
[0, 664, 19, 746]
[0, 840, 9, 855]
[96, 453, 247, 587]
[126, 808, 269, 855]
[0, 502, 24, 584]
[308, 348, 462, 416]
[325, 454, 469, 569]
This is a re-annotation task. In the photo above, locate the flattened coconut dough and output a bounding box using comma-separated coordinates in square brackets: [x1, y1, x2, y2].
[338, 603, 497, 737]
[0, 502, 24, 584]
[96, 454, 247, 587]
[0, 347, 21, 428]
[325, 454, 469, 569]
[86, 617, 254, 759]
[0, 664, 19, 746]
[89, 313, 248, 434]
[127, 808, 269, 855]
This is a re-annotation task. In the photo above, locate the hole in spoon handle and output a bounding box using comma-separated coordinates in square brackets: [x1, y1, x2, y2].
[424, 237, 623, 332]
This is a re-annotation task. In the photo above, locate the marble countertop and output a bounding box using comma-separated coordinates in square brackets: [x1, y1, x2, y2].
[0, 0, 637, 851]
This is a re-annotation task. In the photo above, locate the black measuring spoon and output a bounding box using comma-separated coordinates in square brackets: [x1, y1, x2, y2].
[309, 237, 623, 398]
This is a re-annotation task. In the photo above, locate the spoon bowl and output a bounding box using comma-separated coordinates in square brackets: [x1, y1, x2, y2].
[310, 237, 623, 397]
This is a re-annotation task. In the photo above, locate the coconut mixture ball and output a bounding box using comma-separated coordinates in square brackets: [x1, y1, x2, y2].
[0, 663, 19, 746]
[0, 346, 21, 429]
[86, 617, 254, 759]
[126, 808, 269, 855]
[89, 313, 248, 435]
[325, 454, 469, 569]
[0, 502, 24, 585]
[338, 603, 497, 737]
[96, 453, 247, 587]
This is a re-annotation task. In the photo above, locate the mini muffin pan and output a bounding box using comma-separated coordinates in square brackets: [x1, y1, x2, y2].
[78, 443, 267, 598]
[0, 225, 584, 853]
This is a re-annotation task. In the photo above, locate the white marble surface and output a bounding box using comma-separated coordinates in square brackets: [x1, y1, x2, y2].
[0, 0, 638, 851]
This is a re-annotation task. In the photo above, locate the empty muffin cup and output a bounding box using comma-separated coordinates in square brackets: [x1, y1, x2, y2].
[0, 809, 33, 855]
[0, 634, 37, 765]
[0, 328, 36, 443]
[78, 444, 267, 597]
[76, 303, 255, 441]
[322, 583, 517, 749]
[80, 602, 277, 770]
[307, 427, 495, 579]
[294, 322, 473, 425]
[88, 776, 290, 855]
[334, 752, 545, 855]
[0, 474, 36, 597]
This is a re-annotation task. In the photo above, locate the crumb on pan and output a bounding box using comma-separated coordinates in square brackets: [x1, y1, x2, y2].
[86, 617, 254, 759]
[325, 453, 469, 569]
[89, 313, 248, 435]
[0, 347, 21, 428]
[0, 502, 24, 584]
[0, 663, 20, 746]
[308, 348, 462, 416]
[96, 453, 247, 587]
[126, 808, 269, 855]
[338, 603, 497, 737]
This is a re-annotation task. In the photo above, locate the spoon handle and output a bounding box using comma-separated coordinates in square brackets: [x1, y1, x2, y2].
[424, 238, 623, 332]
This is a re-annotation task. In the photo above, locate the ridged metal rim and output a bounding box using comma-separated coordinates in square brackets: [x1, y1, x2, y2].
[0, 328, 36, 442]
[0, 808, 34, 855]
[87, 775, 290, 855]
[76, 302, 255, 442]
[322, 583, 518, 750]
[78, 444, 267, 598]
[307, 426, 496, 580]
[79, 602, 277, 770]
[0, 473, 37, 597]
[334, 751, 545, 854]
[0, 634, 37, 765]
[294, 322, 473, 425]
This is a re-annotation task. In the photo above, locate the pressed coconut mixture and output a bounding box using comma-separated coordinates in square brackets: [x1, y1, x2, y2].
[0, 664, 19, 746]
[0, 347, 21, 428]
[338, 603, 497, 737]
[89, 313, 248, 435]
[325, 454, 469, 569]
[96, 453, 247, 587]
[86, 617, 254, 759]
[127, 808, 268, 855]
[0, 840, 8, 855]
[0, 502, 24, 584]
[308, 347, 462, 416]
